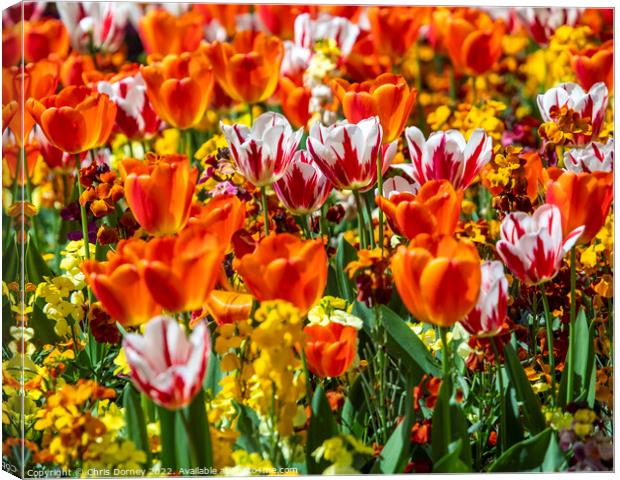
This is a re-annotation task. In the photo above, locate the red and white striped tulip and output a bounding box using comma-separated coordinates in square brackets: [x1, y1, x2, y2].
[461, 261, 508, 337]
[564, 138, 613, 173]
[537, 82, 608, 144]
[516, 7, 582, 45]
[123, 316, 210, 410]
[221, 112, 303, 187]
[496, 204, 584, 286]
[306, 116, 397, 192]
[404, 127, 493, 190]
[97, 73, 161, 140]
[273, 150, 333, 215]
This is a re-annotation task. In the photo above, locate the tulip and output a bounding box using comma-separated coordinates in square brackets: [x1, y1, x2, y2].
[188, 194, 247, 248]
[202, 31, 284, 104]
[306, 117, 397, 192]
[59, 52, 96, 87]
[138, 8, 204, 56]
[392, 234, 482, 327]
[331, 74, 416, 144]
[82, 239, 162, 327]
[142, 224, 226, 313]
[496, 204, 584, 285]
[141, 51, 213, 130]
[343, 31, 391, 83]
[367, 6, 426, 57]
[256, 5, 315, 40]
[376, 180, 462, 240]
[381, 173, 419, 197]
[121, 153, 198, 236]
[123, 315, 210, 410]
[278, 76, 311, 130]
[194, 4, 250, 38]
[516, 8, 582, 45]
[24, 18, 71, 62]
[546, 170, 613, 244]
[564, 139, 613, 173]
[2, 25, 20, 67]
[97, 72, 161, 140]
[234, 233, 327, 314]
[205, 290, 254, 325]
[221, 112, 303, 187]
[294, 13, 360, 57]
[2, 101, 17, 133]
[2, 142, 40, 187]
[537, 82, 608, 145]
[273, 151, 333, 216]
[303, 322, 358, 378]
[26, 85, 117, 154]
[460, 261, 508, 337]
[404, 127, 493, 190]
[571, 40, 613, 91]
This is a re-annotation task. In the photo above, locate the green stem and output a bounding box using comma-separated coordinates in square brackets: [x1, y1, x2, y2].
[128, 140, 135, 158]
[76, 154, 94, 308]
[440, 327, 452, 444]
[299, 215, 312, 239]
[363, 193, 376, 249]
[376, 150, 384, 253]
[567, 247, 576, 404]
[178, 408, 199, 467]
[184, 129, 192, 160]
[540, 287, 556, 406]
[449, 66, 457, 102]
[353, 190, 367, 249]
[319, 204, 328, 240]
[247, 103, 254, 126]
[491, 337, 507, 454]
[260, 185, 269, 237]
[300, 349, 313, 405]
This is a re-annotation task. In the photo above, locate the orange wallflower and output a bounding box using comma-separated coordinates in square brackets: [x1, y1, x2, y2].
[376, 180, 463, 240]
[205, 290, 254, 325]
[392, 234, 481, 327]
[444, 10, 504, 75]
[202, 31, 284, 104]
[188, 194, 246, 248]
[332, 73, 416, 143]
[304, 322, 358, 378]
[234, 233, 327, 314]
[82, 239, 161, 327]
[546, 170, 613, 244]
[279, 77, 311, 130]
[141, 51, 213, 129]
[26, 85, 116, 154]
[571, 40, 613, 91]
[138, 8, 204, 56]
[24, 18, 70, 63]
[142, 224, 226, 313]
[121, 153, 198, 236]
[59, 52, 95, 87]
[366, 6, 427, 57]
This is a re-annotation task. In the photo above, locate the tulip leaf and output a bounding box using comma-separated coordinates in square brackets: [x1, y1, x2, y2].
[488, 428, 566, 472]
[572, 310, 596, 407]
[306, 386, 339, 474]
[335, 236, 357, 301]
[25, 234, 54, 284]
[234, 403, 262, 453]
[380, 306, 441, 381]
[502, 342, 546, 434]
[185, 389, 213, 468]
[30, 304, 60, 346]
[157, 406, 178, 470]
[123, 385, 151, 467]
[504, 381, 525, 449]
[2, 234, 18, 283]
[204, 352, 222, 396]
[433, 439, 472, 473]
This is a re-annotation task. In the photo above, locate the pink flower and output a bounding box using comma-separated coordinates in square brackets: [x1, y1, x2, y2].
[273, 150, 333, 215]
[461, 261, 508, 337]
[97, 73, 161, 140]
[496, 204, 584, 286]
[515, 7, 582, 45]
[221, 112, 303, 187]
[404, 127, 492, 190]
[306, 116, 397, 192]
[123, 316, 210, 410]
[564, 139, 614, 173]
[537, 82, 608, 145]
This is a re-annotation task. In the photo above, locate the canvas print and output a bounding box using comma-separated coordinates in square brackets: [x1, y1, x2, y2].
[1, 2, 614, 477]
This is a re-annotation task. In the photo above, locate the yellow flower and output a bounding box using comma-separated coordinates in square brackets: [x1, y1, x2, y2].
[154, 128, 180, 155]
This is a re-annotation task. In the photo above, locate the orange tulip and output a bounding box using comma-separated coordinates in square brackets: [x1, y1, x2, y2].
[202, 31, 284, 104]
[194, 4, 250, 38]
[141, 51, 213, 129]
[60, 52, 96, 87]
[234, 233, 327, 314]
[26, 85, 117, 154]
[445, 11, 504, 75]
[82, 239, 162, 327]
[121, 153, 198, 236]
[392, 234, 481, 327]
[571, 41, 613, 92]
[188, 194, 246, 247]
[303, 322, 358, 378]
[2, 101, 17, 133]
[546, 170, 613, 244]
[376, 180, 463, 240]
[24, 18, 70, 63]
[367, 7, 427, 57]
[2, 142, 40, 187]
[3, 25, 20, 67]
[3, 58, 59, 145]
[138, 8, 204, 56]
[332, 73, 416, 144]
[343, 31, 391, 83]
[279, 77, 311, 130]
[205, 290, 254, 325]
[142, 224, 226, 313]
[256, 5, 316, 39]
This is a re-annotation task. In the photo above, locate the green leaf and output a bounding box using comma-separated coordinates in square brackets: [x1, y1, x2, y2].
[335, 236, 357, 301]
[123, 385, 151, 466]
[433, 439, 472, 473]
[488, 428, 566, 472]
[2, 235, 18, 283]
[203, 352, 222, 396]
[572, 310, 596, 407]
[306, 386, 339, 474]
[502, 342, 546, 434]
[185, 389, 213, 468]
[381, 306, 441, 381]
[25, 235, 53, 284]
[234, 403, 262, 453]
[325, 265, 341, 297]
[504, 381, 525, 448]
[30, 304, 60, 346]
[157, 407, 178, 470]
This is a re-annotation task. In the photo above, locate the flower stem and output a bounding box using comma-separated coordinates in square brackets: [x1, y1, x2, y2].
[567, 247, 577, 404]
[449, 66, 457, 101]
[490, 337, 507, 454]
[247, 103, 254, 125]
[299, 215, 312, 239]
[76, 154, 92, 261]
[540, 287, 556, 406]
[376, 149, 384, 253]
[260, 185, 269, 237]
[184, 129, 192, 160]
[440, 326, 452, 445]
[353, 190, 367, 249]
